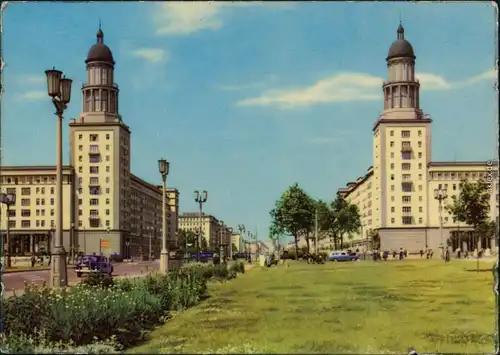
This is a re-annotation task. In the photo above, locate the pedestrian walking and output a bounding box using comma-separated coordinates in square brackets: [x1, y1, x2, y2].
[404, 248, 408, 258]
[399, 248, 404, 260]
[419, 249, 424, 258]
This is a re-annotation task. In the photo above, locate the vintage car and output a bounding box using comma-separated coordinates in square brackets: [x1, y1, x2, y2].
[74, 255, 113, 277]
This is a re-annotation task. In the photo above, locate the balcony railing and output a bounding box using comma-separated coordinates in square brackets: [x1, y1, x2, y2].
[89, 181, 100, 187]
[402, 211, 413, 217]
[88, 150, 100, 156]
[89, 215, 100, 220]
[401, 145, 412, 153]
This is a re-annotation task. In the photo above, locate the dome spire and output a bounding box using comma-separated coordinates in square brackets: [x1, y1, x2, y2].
[96, 20, 104, 44]
[397, 22, 404, 40]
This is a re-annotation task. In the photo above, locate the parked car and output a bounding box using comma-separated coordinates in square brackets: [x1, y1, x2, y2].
[75, 255, 113, 277]
[328, 251, 359, 262]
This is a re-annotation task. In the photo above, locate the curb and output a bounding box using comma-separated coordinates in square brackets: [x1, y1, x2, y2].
[4, 267, 50, 274]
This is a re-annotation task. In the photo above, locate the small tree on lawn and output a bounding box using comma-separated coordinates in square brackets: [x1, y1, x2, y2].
[447, 179, 491, 250]
[316, 199, 339, 249]
[269, 219, 284, 258]
[331, 194, 362, 250]
[367, 229, 380, 250]
[269, 183, 315, 256]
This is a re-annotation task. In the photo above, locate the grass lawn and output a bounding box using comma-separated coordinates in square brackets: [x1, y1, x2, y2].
[129, 259, 496, 354]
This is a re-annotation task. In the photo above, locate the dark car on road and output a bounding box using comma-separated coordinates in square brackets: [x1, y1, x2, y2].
[328, 251, 360, 262]
[75, 255, 113, 277]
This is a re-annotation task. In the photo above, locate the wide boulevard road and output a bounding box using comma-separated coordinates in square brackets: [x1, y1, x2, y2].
[3, 260, 159, 293]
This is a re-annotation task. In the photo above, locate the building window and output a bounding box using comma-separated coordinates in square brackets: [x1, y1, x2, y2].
[106, 209, 110, 215]
[390, 130, 394, 136]
[453, 184, 457, 191]
[391, 185, 395, 191]
[418, 152, 422, 158]
[418, 185, 423, 191]
[78, 188, 83, 194]
[21, 209, 30, 217]
[36, 220, 40, 227]
[402, 163, 411, 170]
[50, 198, 54, 205]
[418, 217, 423, 224]
[419, 206, 423, 212]
[90, 134, 98, 142]
[90, 177, 99, 185]
[21, 198, 30, 206]
[90, 187, 100, 195]
[106, 198, 110, 204]
[89, 145, 99, 153]
[79, 145, 83, 151]
[21, 188, 31, 195]
[390, 141, 394, 147]
[418, 141, 422, 148]
[106, 134, 110, 140]
[90, 199, 99, 206]
[391, 207, 395, 213]
[79, 210, 83, 216]
[21, 220, 31, 228]
[402, 216, 412, 225]
[390, 152, 394, 158]
[106, 155, 110, 161]
[418, 130, 422, 137]
[36, 198, 40, 205]
[391, 218, 395, 224]
[8, 209, 16, 217]
[105, 177, 110, 183]
[402, 152, 411, 160]
[401, 130, 410, 138]
[402, 174, 411, 181]
[418, 163, 422, 169]
[90, 166, 99, 174]
[79, 134, 83, 140]
[106, 188, 110, 193]
[41, 187, 45, 194]
[390, 163, 394, 169]
[41, 198, 45, 205]
[50, 209, 54, 216]
[90, 219, 100, 228]
[419, 196, 423, 202]
[391, 174, 394, 180]
[9, 220, 16, 228]
[79, 221, 83, 227]
[89, 155, 100, 163]
[418, 174, 422, 180]
[106, 166, 110, 173]
[79, 167, 83, 173]
[106, 145, 110, 151]
[402, 183, 412, 192]
[402, 196, 411, 203]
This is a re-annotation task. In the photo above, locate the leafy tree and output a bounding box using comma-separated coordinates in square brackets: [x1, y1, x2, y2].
[269, 183, 316, 256]
[367, 229, 380, 250]
[446, 179, 491, 249]
[316, 199, 339, 249]
[331, 194, 362, 250]
[231, 243, 238, 254]
[178, 229, 208, 253]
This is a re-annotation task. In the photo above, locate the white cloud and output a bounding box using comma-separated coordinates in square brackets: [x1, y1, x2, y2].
[154, 2, 292, 36]
[236, 72, 383, 109]
[131, 48, 167, 63]
[18, 75, 45, 85]
[20, 90, 46, 100]
[236, 69, 495, 109]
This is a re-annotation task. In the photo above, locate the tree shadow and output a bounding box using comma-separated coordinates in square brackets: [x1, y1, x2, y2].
[464, 268, 492, 272]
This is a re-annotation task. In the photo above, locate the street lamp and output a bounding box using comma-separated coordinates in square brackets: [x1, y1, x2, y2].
[434, 187, 448, 260]
[45, 67, 72, 288]
[219, 220, 224, 261]
[0, 192, 16, 268]
[194, 190, 208, 262]
[238, 224, 246, 259]
[147, 226, 153, 260]
[227, 227, 234, 260]
[158, 158, 170, 273]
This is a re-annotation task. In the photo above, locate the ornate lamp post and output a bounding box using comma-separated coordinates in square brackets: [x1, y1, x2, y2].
[194, 190, 208, 262]
[0, 192, 16, 268]
[45, 67, 72, 288]
[219, 220, 224, 261]
[158, 158, 170, 273]
[434, 186, 448, 261]
[227, 226, 233, 260]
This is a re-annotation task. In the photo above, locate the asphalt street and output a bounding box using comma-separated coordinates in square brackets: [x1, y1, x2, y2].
[2, 260, 159, 292]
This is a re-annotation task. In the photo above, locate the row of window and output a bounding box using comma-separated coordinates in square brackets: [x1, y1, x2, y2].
[430, 171, 496, 181]
[390, 215, 457, 225]
[1, 175, 72, 185]
[390, 130, 422, 138]
[390, 141, 423, 148]
[78, 144, 110, 151]
[7, 209, 55, 217]
[79, 133, 111, 141]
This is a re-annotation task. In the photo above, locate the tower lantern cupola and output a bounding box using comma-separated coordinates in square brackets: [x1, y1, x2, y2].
[81, 26, 120, 117]
[382, 23, 420, 114]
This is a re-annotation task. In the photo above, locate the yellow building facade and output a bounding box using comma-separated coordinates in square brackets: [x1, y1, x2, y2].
[179, 213, 232, 249]
[0, 28, 180, 258]
[338, 25, 498, 253]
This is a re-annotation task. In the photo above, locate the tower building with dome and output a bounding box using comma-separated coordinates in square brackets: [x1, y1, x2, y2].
[336, 25, 498, 254]
[0, 28, 180, 259]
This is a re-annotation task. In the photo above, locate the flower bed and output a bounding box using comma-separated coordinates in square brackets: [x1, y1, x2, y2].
[1, 261, 247, 353]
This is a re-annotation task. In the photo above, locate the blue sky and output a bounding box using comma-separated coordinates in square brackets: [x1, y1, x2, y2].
[2, 2, 496, 242]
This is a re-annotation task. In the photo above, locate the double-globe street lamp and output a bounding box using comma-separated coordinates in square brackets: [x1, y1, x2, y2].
[238, 224, 246, 259]
[45, 67, 72, 288]
[194, 190, 208, 262]
[0, 192, 16, 268]
[158, 158, 170, 273]
[434, 186, 448, 261]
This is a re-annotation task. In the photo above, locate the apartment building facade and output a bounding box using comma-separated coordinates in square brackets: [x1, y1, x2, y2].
[337, 25, 498, 253]
[0, 28, 180, 258]
[179, 212, 232, 249]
